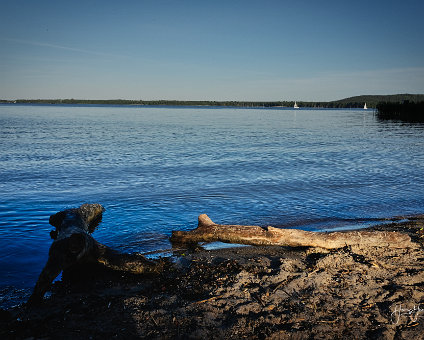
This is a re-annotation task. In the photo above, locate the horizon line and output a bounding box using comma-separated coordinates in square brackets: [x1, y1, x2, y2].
[1, 93, 423, 103]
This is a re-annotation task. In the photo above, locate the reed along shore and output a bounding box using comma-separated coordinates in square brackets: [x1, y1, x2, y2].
[376, 101, 424, 122]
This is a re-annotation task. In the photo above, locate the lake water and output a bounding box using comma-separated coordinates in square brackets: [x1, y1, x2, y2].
[1, 104, 424, 308]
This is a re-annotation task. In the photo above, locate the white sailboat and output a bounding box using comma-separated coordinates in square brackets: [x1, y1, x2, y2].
[364, 103, 367, 110]
[294, 101, 299, 109]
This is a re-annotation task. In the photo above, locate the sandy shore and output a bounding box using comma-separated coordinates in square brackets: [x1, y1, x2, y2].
[1, 217, 424, 339]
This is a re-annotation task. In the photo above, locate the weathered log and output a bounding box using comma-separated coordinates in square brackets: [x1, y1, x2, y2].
[171, 214, 418, 250]
[28, 204, 159, 305]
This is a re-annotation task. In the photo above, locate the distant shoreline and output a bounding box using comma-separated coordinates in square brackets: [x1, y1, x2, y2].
[1, 94, 424, 109]
[0, 99, 355, 109]
[0, 101, 360, 110]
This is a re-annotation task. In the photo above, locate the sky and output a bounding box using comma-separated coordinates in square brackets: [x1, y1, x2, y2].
[0, 0, 423, 101]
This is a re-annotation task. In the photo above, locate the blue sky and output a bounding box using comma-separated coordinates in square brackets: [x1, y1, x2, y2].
[1, 0, 423, 101]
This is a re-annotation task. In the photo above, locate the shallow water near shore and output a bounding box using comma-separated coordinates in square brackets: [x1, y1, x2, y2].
[1, 104, 424, 307]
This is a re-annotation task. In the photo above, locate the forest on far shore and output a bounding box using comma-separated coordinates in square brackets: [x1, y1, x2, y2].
[1, 94, 424, 109]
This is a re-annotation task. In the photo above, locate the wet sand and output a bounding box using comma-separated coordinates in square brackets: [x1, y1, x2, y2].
[1, 217, 424, 339]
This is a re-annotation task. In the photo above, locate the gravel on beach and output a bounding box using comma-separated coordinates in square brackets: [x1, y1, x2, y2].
[1, 217, 424, 339]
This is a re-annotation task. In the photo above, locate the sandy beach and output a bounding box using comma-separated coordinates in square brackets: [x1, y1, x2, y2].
[1, 216, 424, 339]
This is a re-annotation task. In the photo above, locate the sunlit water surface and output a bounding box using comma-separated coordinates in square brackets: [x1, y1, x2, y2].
[1, 104, 423, 307]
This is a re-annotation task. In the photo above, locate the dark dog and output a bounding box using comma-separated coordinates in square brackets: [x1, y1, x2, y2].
[28, 204, 104, 305]
[28, 203, 161, 305]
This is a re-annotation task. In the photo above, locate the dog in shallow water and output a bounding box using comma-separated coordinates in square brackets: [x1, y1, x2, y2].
[27, 204, 104, 304]
[28, 203, 160, 305]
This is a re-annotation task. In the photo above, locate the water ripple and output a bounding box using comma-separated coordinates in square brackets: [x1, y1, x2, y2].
[1, 105, 424, 307]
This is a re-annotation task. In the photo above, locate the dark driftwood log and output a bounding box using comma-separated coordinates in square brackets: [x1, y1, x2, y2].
[171, 214, 417, 250]
[28, 204, 159, 305]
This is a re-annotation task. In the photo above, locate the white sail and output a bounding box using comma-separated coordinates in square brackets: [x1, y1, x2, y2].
[294, 101, 299, 109]
[364, 103, 367, 110]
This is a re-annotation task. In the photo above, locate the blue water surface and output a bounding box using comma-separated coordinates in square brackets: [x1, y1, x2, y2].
[1, 104, 423, 307]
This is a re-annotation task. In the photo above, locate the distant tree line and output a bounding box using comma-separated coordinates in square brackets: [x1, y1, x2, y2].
[0, 99, 382, 108]
[1, 94, 423, 110]
[0, 98, 309, 107]
[331, 94, 424, 109]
